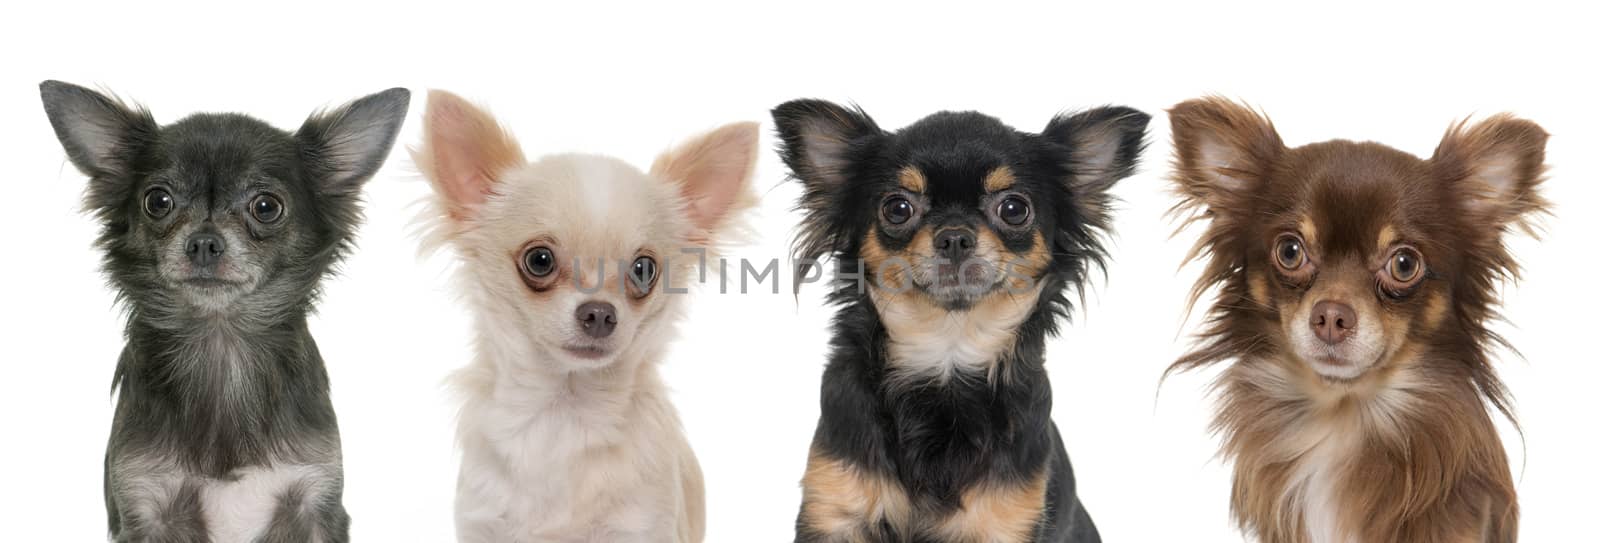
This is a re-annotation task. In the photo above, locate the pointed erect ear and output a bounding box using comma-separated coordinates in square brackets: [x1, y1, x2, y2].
[296, 87, 410, 195]
[412, 90, 526, 222]
[1430, 114, 1550, 227]
[771, 99, 881, 190]
[1167, 97, 1284, 211]
[1041, 106, 1151, 226]
[39, 80, 157, 180]
[651, 121, 760, 244]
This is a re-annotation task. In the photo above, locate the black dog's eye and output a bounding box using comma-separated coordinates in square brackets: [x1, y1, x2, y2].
[522, 246, 556, 277]
[250, 194, 285, 223]
[997, 196, 1031, 226]
[882, 196, 915, 225]
[143, 189, 174, 219]
[629, 256, 658, 297]
[1274, 234, 1307, 271]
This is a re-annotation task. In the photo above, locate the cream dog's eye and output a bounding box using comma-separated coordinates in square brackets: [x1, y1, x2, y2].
[629, 256, 658, 297]
[522, 246, 556, 277]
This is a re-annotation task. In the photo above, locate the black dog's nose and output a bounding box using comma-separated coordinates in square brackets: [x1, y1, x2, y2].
[185, 233, 226, 268]
[934, 228, 976, 263]
[576, 301, 618, 338]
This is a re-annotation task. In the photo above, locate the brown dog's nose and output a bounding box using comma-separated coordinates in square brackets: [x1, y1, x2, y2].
[1310, 300, 1358, 345]
[576, 301, 617, 339]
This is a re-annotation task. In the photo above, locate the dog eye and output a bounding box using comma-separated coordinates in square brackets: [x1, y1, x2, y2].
[143, 189, 174, 219]
[1385, 246, 1425, 286]
[881, 196, 915, 225]
[997, 196, 1031, 226]
[521, 246, 556, 277]
[1273, 234, 1307, 271]
[628, 256, 658, 297]
[250, 194, 284, 223]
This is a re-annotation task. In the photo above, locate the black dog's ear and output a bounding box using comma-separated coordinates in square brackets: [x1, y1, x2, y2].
[297, 88, 411, 195]
[40, 80, 157, 181]
[771, 99, 881, 190]
[1042, 106, 1151, 227]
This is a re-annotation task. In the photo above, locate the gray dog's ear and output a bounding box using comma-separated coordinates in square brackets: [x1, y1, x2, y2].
[297, 88, 411, 195]
[40, 80, 157, 181]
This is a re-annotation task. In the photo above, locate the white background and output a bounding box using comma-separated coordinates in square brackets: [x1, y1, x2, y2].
[2, 1, 1595, 541]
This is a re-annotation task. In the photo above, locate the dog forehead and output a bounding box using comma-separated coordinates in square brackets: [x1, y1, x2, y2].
[1283, 143, 1429, 257]
[494, 154, 682, 251]
[161, 114, 299, 188]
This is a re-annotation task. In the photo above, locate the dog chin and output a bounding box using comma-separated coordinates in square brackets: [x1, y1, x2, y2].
[174, 277, 251, 312]
[917, 282, 999, 311]
[558, 343, 622, 368]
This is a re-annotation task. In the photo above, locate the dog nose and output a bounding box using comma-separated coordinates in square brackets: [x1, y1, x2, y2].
[934, 228, 976, 263]
[1310, 300, 1358, 345]
[185, 233, 226, 268]
[576, 301, 618, 339]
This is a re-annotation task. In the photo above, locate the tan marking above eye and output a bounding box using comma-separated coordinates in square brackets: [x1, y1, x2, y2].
[1376, 225, 1397, 253]
[1298, 217, 1319, 248]
[898, 166, 927, 193]
[983, 166, 1017, 192]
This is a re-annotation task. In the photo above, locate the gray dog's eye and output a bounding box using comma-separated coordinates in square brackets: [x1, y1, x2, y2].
[250, 194, 284, 223]
[143, 189, 174, 219]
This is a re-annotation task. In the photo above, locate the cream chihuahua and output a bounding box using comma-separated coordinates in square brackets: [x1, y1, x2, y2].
[413, 90, 758, 542]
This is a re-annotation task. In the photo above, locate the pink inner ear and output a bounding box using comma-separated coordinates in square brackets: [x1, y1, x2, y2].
[419, 91, 524, 221]
[652, 122, 759, 239]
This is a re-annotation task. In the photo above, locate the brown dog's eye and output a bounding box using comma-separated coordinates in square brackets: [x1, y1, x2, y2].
[1274, 234, 1307, 271]
[250, 194, 284, 223]
[143, 189, 174, 219]
[882, 196, 915, 225]
[1381, 246, 1425, 293]
[997, 196, 1031, 226]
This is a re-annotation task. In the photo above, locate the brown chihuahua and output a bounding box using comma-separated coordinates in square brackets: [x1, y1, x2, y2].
[1166, 97, 1548, 542]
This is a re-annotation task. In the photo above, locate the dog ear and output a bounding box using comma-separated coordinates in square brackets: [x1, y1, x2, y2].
[412, 90, 526, 222]
[650, 122, 760, 244]
[1168, 97, 1284, 214]
[1430, 114, 1550, 228]
[297, 87, 410, 196]
[771, 99, 881, 190]
[39, 81, 157, 184]
[1042, 106, 1151, 226]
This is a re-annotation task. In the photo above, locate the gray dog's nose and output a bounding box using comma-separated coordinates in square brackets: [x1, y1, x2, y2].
[185, 233, 226, 268]
[576, 301, 617, 339]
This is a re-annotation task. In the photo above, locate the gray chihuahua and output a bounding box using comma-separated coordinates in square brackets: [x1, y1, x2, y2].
[41, 81, 408, 542]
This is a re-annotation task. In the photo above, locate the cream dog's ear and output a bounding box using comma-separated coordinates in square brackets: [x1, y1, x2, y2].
[651, 121, 760, 246]
[412, 89, 526, 224]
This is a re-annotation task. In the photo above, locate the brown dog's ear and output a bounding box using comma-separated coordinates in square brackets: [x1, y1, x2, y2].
[1167, 97, 1284, 213]
[412, 90, 525, 223]
[650, 121, 760, 245]
[1431, 114, 1550, 228]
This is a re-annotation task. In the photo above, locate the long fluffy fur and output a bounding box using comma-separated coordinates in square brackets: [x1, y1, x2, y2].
[1166, 96, 1545, 542]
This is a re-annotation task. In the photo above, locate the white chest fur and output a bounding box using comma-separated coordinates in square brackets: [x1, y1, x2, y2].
[204, 463, 328, 542]
[873, 287, 1041, 385]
